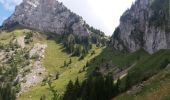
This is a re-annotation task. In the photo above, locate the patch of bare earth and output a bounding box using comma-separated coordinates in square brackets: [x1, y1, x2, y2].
[18, 43, 48, 96]
[15, 36, 25, 48]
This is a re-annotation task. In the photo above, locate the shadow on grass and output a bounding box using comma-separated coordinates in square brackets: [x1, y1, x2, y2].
[84, 47, 150, 79]
[84, 47, 125, 78]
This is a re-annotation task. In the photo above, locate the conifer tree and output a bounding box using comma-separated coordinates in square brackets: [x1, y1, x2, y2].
[105, 73, 114, 99]
[74, 78, 81, 98]
[63, 80, 76, 100]
[48, 80, 61, 100]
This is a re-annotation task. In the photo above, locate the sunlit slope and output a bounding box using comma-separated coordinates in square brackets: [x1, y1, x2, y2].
[12, 29, 104, 100]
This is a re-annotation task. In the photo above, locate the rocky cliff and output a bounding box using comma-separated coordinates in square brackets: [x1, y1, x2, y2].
[111, 0, 170, 53]
[3, 0, 89, 35]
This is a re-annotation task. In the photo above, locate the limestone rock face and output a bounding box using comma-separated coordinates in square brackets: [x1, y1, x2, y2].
[3, 0, 89, 35]
[111, 0, 170, 53]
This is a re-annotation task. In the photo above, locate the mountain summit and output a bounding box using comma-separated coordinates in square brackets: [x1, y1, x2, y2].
[3, 0, 90, 35]
[111, 0, 169, 53]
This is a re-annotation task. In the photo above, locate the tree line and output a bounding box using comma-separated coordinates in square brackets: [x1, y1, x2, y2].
[63, 73, 121, 100]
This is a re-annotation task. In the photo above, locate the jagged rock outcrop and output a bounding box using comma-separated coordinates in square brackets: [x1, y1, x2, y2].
[111, 0, 170, 53]
[3, 0, 89, 35]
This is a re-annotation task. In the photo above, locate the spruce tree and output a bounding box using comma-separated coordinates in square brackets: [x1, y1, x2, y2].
[69, 59, 72, 64]
[63, 80, 76, 100]
[48, 80, 61, 100]
[115, 78, 121, 95]
[40, 95, 46, 100]
[105, 73, 114, 99]
[74, 78, 81, 98]
[64, 61, 67, 67]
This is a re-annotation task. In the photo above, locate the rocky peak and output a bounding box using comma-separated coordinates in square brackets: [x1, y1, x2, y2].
[111, 0, 170, 54]
[3, 0, 89, 35]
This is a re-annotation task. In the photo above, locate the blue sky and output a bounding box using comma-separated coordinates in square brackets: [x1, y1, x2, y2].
[0, 0, 23, 25]
[0, 0, 135, 35]
[0, 5, 11, 25]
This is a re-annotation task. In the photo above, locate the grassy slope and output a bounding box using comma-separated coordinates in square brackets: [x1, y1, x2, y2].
[114, 66, 170, 100]
[127, 50, 170, 87]
[15, 28, 149, 100]
[86, 48, 149, 76]
[17, 30, 104, 100]
[0, 29, 30, 43]
[0, 28, 105, 100]
[114, 50, 170, 100]
[18, 35, 150, 100]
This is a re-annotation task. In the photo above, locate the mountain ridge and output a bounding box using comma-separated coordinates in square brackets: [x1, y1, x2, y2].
[111, 0, 170, 54]
[2, 0, 90, 36]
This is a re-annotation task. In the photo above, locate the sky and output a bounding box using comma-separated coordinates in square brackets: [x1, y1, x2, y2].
[0, 0, 136, 36]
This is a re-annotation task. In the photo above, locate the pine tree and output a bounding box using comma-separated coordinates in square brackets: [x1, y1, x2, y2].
[95, 76, 105, 100]
[40, 95, 46, 100]
[0, 93, 2, 100]
[64, 61, 67, 67]
[69, 59, 72, 64]
[115, 78, 121, 95]
[74, 78, 81, 98]
[63, 80, 76, 100]
[81, 78, 92, 100]
[89, 84, 97, 100]
[55, 72, 59, 80]
[86, 61, 89, 67]
[125, 73, 131, 90]
[105, 73, 114, 99]
[0, 83, 16, 100]
[48, 80, 61, 100]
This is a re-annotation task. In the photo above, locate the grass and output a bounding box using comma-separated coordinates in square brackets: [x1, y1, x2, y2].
[86, 48, 149, 76]
[43, 40, 74, 74]
[114, 65, 170, 100]
[0, 28, 104, 100]
[18, 30, 104, 100]
[113, 49, 170, 100]
[0, 29, 30, 44]
[126, 50, 170, 87]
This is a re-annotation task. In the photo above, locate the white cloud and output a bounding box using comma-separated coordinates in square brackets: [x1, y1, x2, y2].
[59, 0, 136, 36]
[0, 0, 22, 11]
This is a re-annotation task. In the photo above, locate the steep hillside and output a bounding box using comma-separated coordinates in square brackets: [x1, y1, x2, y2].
[0, 28, 105, 100]
[114, 64, 170, 100]
[111, 0, 170, 54]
